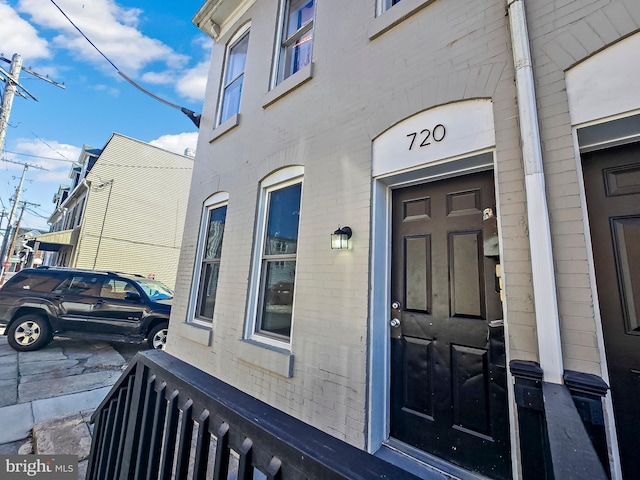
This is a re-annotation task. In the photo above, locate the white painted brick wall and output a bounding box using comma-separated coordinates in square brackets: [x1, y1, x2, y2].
[167, 0, 640, 447]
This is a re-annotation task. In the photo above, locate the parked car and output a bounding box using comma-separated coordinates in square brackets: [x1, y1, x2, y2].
[0, 267, 173, 352]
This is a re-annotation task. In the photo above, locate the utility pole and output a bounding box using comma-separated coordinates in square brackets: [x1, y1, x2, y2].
[0, 200, 38, 284]
[2, 202, 26, 284]
[0, 53, 65, 155]
[0, 54, 22, 155]
[0, 160, 48, 278]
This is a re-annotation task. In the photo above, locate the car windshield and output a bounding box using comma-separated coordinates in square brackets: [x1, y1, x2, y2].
[132, 279, 174, 301]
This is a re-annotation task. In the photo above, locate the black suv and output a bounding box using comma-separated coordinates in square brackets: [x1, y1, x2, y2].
[0, 267, 172, 352]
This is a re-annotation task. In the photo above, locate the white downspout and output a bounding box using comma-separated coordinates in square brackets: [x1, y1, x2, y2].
[507, 0, 564, 384]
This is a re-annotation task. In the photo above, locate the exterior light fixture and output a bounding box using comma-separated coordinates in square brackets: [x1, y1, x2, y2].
[331, 226, 352, 250]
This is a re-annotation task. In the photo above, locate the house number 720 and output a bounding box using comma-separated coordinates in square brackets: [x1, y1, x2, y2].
[406, 124, 446, 150]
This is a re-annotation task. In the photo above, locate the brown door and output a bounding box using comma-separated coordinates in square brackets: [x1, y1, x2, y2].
[390, 170, 511, 479]
[583, 142, 640, 479]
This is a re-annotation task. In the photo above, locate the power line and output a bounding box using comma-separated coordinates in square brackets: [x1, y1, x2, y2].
[49, 0, 201, 127]
[30, 131, 73, 161]
[25, 207, 52, 220]
[2, 150, 75, 162]
[49, 0, 118, 71]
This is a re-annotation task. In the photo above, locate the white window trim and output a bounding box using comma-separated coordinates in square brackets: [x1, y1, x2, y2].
[217, 23, 251, 127]
[245, 166, 304, 349]
[369, 0, 435, 40]
[377, 0, 401, 16]
[262, 62, 313, 108]
[188, 192, 230, 327]
[270, 0, 316, 89]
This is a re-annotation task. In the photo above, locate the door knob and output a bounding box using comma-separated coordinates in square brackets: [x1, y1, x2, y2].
[390, 318, 401, 328]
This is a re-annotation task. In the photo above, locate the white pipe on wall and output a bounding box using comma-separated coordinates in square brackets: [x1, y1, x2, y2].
[507, 0, 564, 385]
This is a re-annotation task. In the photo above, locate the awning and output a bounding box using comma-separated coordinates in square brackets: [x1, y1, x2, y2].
[29, 229, 79, 251]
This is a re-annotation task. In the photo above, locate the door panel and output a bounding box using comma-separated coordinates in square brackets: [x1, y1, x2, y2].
[583, 143, 640, 478]
[52, 273, 103, 330]
[85, 279, 147, 335]
[451, 344, 490, 436]
[404, 235, 431, 312]
[390, 170, 510, 479]
[450, 231, 483, 317]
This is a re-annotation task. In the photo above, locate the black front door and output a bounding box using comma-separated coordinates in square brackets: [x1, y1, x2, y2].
[582, 142, 640, 478]
[390, 171, 511, 479]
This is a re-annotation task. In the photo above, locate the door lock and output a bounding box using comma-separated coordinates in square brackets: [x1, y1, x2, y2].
[390, 300, 402, 339]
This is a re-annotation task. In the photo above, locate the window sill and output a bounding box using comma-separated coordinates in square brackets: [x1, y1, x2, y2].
[181, 321, 213, 347]
[262, 63, 314, 108]
[236, 339, 294, 378]
[368, 0, 435, 40]
[210, 113, 240, 143]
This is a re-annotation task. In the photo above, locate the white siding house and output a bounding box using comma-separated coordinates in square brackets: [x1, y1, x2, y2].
[37, 133, 193, 289]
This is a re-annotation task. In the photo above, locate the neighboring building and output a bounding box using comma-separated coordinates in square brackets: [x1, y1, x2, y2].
[2, 228, 43, 272]
[163, 1, 640, 479]
[33, 133, 193, 289]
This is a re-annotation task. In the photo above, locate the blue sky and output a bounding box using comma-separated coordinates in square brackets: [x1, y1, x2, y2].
[0, 0, 210, 230]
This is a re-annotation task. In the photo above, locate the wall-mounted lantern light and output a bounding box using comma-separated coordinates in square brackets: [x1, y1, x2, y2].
[331, 226, 352, 250]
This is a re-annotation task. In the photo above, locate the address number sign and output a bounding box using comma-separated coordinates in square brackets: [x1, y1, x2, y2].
[406, 124, 446, 150]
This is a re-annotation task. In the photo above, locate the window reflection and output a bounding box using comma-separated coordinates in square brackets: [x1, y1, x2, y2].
[257, 182, 302, 339]
[197, 205, 227, 320]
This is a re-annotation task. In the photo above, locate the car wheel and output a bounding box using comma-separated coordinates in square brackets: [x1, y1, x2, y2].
[7, 314, 52, 352]
[147, 323, 168, 350]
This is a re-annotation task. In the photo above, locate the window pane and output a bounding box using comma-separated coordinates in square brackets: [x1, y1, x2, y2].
[383, 0, 402, 10]
[282, 34, 313, 78]
[265, 183, 301, 255]
[204, 206, 227, 260]
[259, 260, 296, 337]
[225, 34, 249, 84]
[5, 271, 61, 292]
[220, 33, 249, 124]
[196, 204, 226, 321]
[220, 75, 243, 124]
[54, 275, 101, 296]
[101, 279, 137, 299]
[197, 262, 220, 319]
[287, 0, 315, 38]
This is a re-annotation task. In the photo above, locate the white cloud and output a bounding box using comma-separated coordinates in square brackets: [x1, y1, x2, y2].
[142, 38, 211, 102]
[175, 37, 213, 103]
[10, 0, 210, 103]
[92, 84, 121, 97]
[149, 132, 198, 156]
[4, 137, 80, 183]
[0, 1, 50, 62]
[140, 70, 174, 85]
[176, 59, 209, 103]
[0, 138, 81, 229]
[16, 0, 188, 76]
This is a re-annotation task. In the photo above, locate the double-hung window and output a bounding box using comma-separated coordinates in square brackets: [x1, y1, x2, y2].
[194, 196, 228, 321]
[219, 29, 250, 125]
[251, 171, 303, 342]
[275, 0, 315, 85]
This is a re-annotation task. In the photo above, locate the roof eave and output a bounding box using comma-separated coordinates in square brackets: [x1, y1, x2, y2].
[192, 0, 255, 40]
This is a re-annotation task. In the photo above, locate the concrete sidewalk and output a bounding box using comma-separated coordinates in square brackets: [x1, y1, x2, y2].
[0, 332, 140, 475]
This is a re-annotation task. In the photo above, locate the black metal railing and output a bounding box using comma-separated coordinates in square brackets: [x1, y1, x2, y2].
[510, 360, 610, 480]
[86, 349, 422, 480]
